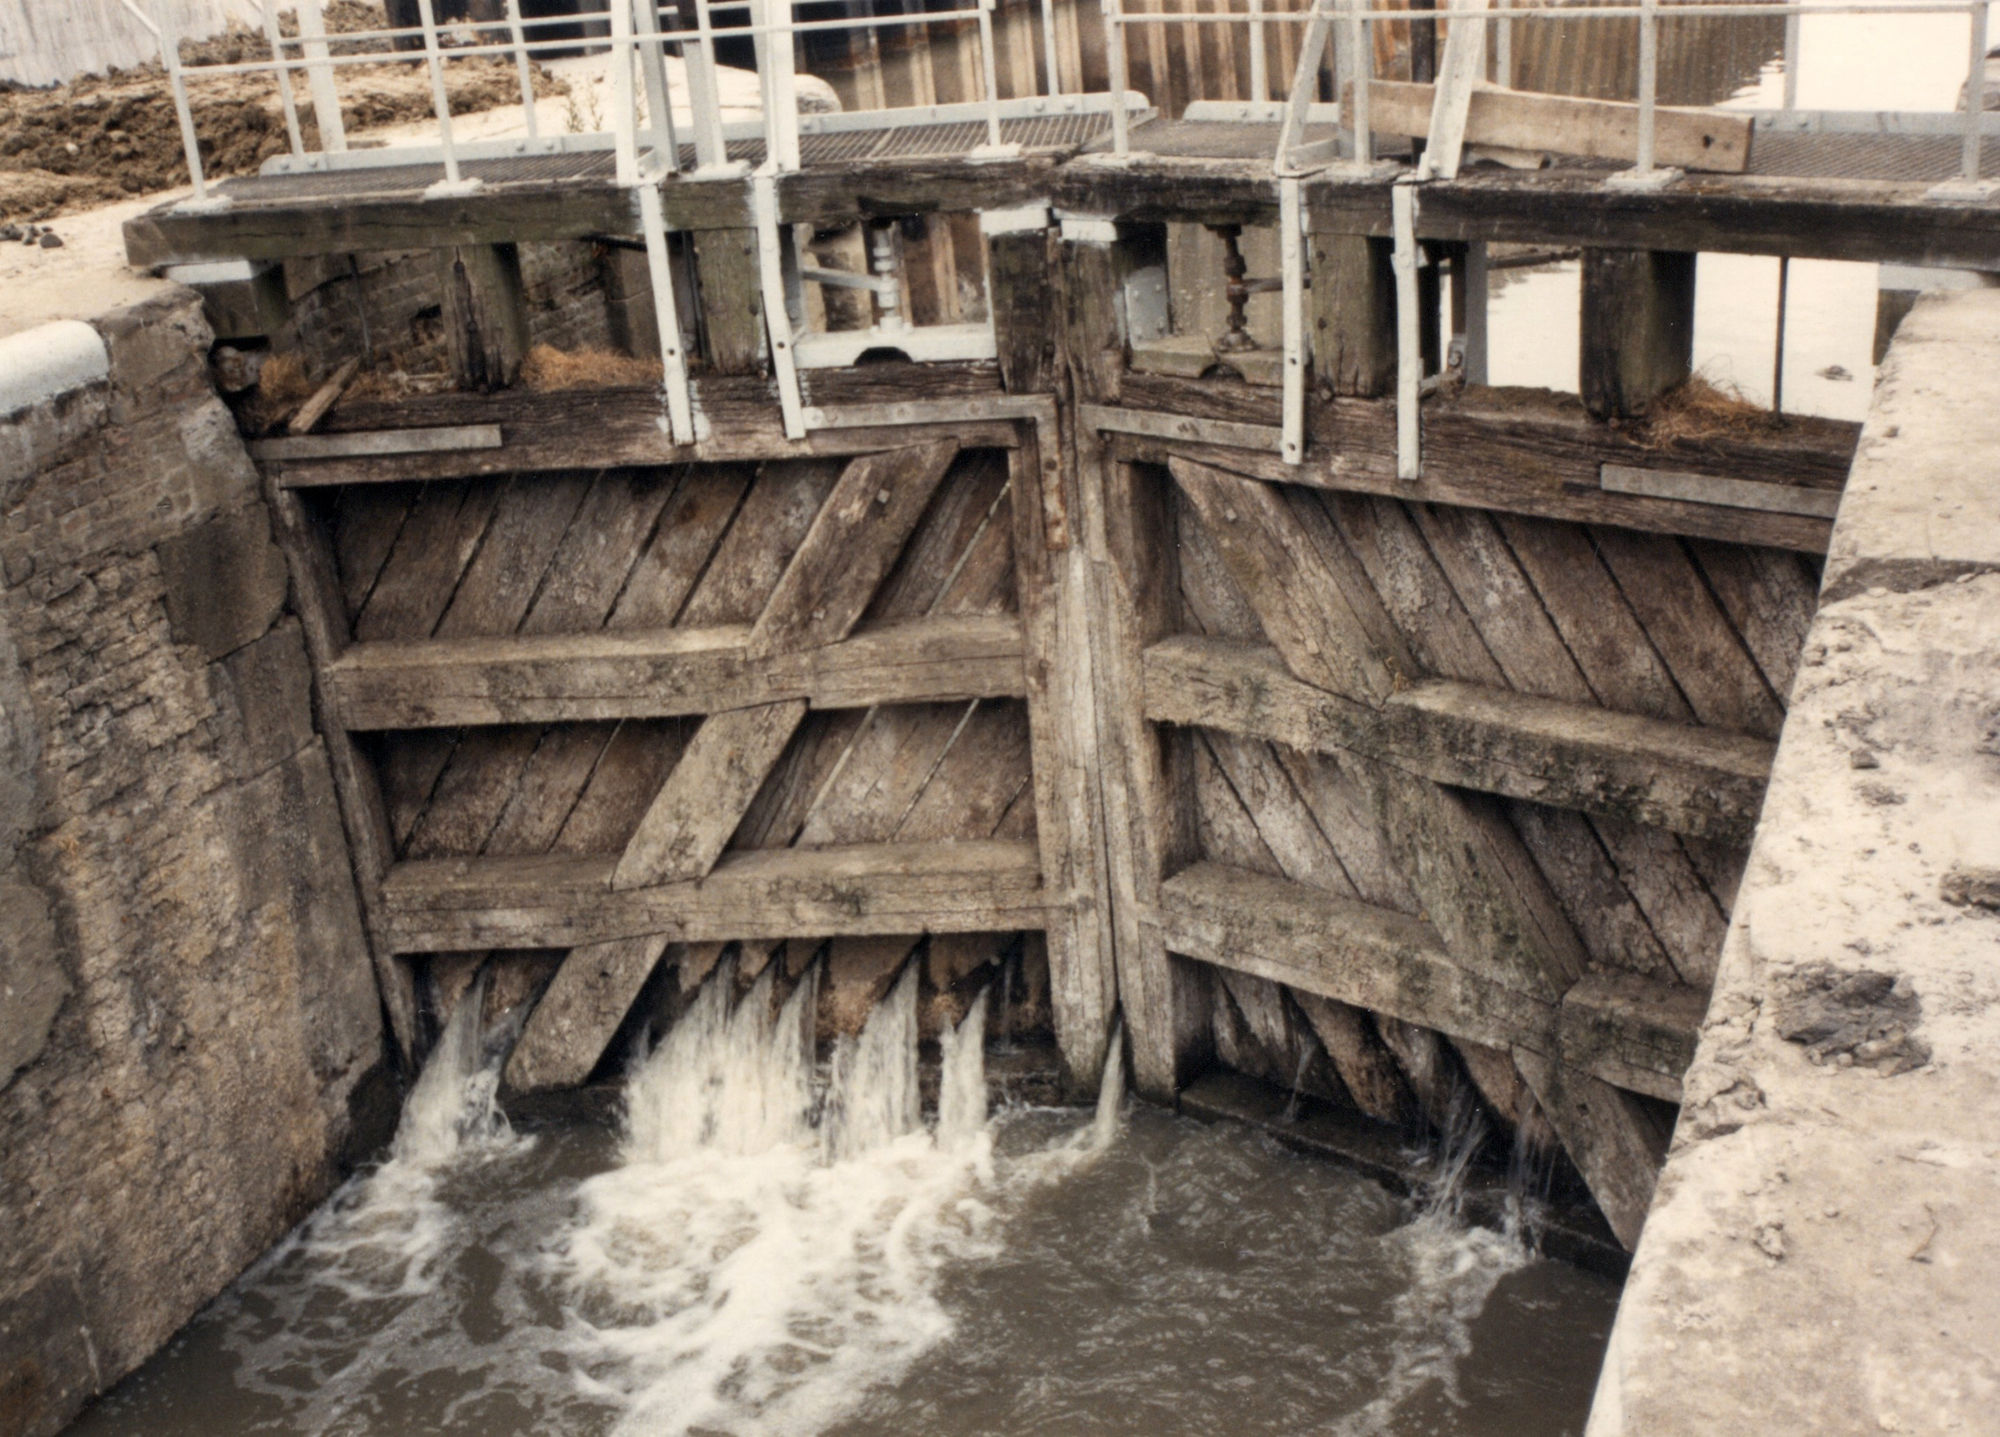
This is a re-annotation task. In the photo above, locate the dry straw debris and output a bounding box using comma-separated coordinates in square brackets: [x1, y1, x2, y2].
[518, 345, 664, 391]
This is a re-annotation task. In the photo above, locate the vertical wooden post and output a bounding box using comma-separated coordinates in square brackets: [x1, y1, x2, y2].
[1311, 233, 1397, 397]
[264, 484, 420, 1070]
[436, 243, 529, 392]
[1062, 229, 1209, 1099]
[1580, 246, 1697, 420]
[602, 244, 662, 360]
[987, 224, 1058, 394]
[693, 228, 767, 374]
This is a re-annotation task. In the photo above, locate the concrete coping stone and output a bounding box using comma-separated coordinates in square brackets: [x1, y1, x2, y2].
[0, 320, 111, 422]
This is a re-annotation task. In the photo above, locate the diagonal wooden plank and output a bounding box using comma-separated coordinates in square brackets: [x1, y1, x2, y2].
[611, 442, 964, 893]
[1168, 456, 1405, 702]
[505, 932, 671, 1092]
[1166, 460, 1588, 999]
[611, 699, 810, 891]
[748, 439, 962, 657]
[1513, 1046, 1668, 1251]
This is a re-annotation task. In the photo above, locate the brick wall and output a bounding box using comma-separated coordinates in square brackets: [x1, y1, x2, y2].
[0, 291, 390, 1437]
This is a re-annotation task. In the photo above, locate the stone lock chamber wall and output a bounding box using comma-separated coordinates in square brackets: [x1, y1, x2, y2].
[0, 294, 390, 1437]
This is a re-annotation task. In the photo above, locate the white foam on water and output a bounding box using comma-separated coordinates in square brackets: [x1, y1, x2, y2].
[1331, 1089, 1533, 1436]
[552, 964, 1007, 1437]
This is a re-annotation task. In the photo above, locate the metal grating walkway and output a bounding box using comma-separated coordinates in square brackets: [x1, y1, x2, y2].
[211, 112, 1112, 208]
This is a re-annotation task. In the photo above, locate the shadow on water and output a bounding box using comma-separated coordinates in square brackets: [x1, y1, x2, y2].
[70, 974, 1619, 1437]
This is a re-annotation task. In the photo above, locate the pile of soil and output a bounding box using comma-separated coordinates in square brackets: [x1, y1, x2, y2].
[0, 0, 563, 223]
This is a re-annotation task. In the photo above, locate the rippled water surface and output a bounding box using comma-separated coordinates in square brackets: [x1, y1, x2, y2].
[71, 1101, 1616, 1437]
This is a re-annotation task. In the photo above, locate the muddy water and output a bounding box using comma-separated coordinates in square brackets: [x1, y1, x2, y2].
[68, 1106, 1617, 1437]
[68, 969, 1618, 1437]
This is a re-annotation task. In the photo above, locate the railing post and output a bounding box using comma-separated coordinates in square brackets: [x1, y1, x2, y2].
[260, 0, 305, 155]
[609, 0, 638, 185]
[1280, 177, 1306, 464]
[1965, 0, 1990, 185]
[1782, 10, 1801, 111]
[688, 0, 732, 172]
[506, 0, 541, 139]
[758, 0, 803, 172]
[157, 7, 211, 202]
[633, 0, 678, 167]
[416, 0, 467, 188]
[1348, 0, 1371, 163]
[1103, 0, 1131, 156]
[1249, 0, 1268, 103]
[1041, 0, 1065, 94]
[978, 0, 1008, 149]
[298, 0, 347, 153]
[1636, 0, 1659, 177]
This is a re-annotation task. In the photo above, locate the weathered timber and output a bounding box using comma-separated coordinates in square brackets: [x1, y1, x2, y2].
[1190, 726, 1421, 1122]
[287, 357, 361, 436]
[1357, 80, 1753, 173]
[1157, 862, 1550, 1058]
[1007, 434, 1118, 1088]
[608, 441, 962, 891]
[123, 183, 644, 269]
[1165, 458, 1590, 1000]
[987, 226, 1059, 395]
[612, 701, 810, 890]
[1142, 636, 1771, 844]
[504, 933, 671, 1092]
[1106, 375, 1853, 553]
[1299, 168, 2000, 269]
[1581, 248, 1697, 420]
[1167, 458, 1406, 702]
[125, 157, 1069, 269]
[1445, 511, 1737, 990]
[380, 838, 1048, 951]
[692, 229, 765, 375]
[260, 368, 1012, 488]
[252, 426, 505, 462]
[1292, 990, 1416, 1124]
[1514, 1045, 1668, 1251]
[436, 244, 530, 392]
[265, 484, 419, 1066]
[1559, 971, 1707, 1104]
[1312, 234, 1397, 399]
[328, 614, 1026, 728]
[1160, 862, 1701, 1100]
[747, 440, 962, 657]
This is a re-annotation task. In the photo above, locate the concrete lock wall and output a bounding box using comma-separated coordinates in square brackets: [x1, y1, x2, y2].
[0, 293, 391, 1437]
[1588, 286, 2000, 1435]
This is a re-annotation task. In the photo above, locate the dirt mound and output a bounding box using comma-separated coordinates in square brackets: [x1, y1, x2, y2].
[0, 1, 563, 223]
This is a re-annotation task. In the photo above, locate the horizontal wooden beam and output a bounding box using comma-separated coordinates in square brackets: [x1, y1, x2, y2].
[1106, 374, 1853, 554]
[125, 160, 1059, 269]
[1143, 636, 1771, 845]
[261, 367, 1017, 487]
[1302, 168, 2000, 270]
[1158, 861, 1703, 1099]
[1560, 971, 1709, 1104]
[382, 838, 1047, 952]
[125, 183, 644, 270]
[329, 614, 1026, 729]
[1358, 80, 1753, 174]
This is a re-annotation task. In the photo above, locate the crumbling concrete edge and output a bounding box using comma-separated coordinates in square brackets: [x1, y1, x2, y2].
[1587, 288, 2000, 1436]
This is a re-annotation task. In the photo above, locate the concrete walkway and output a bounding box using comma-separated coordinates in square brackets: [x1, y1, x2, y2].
[1589, 288, 2000, 1435]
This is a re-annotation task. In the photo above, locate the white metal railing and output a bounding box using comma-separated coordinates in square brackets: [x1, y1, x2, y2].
[140, 0, 1121, 198]
[1230, 1, 1998, 189]
[137, 0, 1995, 465]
